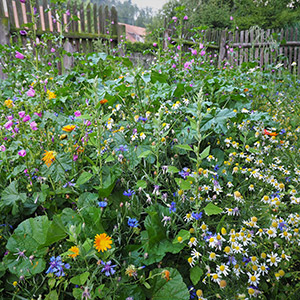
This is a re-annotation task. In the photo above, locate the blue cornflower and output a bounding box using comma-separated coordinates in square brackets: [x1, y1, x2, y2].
[101, 260, 117, 276]
[188, 286, 197, 299]
[278, 221, 287, 231]
[138, 116, 147, 122]
[279, 129, 286, 135]
[192, 212, 202, 220]
[169, 201, 176, 213]
[46, 256, 70, 277]
[128, 218, 139, 227]
[115, 145, 128, 152]
[214, 164, 219, 171]
[98, 201, 108, 208]
[123, 189, 135, 197]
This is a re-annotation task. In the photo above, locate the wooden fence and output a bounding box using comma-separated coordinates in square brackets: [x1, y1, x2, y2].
[0, 0, 124, 75]
[165, 27, 300, 74]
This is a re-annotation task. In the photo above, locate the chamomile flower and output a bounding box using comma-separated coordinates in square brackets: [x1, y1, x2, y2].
[267, 252, 281, 267]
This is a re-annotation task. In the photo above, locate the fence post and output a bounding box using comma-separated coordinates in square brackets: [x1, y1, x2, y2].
[218, 30, 227, 68]
[0, 15, 10, 79]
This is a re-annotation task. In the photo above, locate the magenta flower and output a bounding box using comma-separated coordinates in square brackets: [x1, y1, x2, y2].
[18, 111, 25, 118]
[74, 111, 81, 117]
[34, 112, 42, 117]
[0, 145, 6, 151]
[30, 121, 38, 130]
[200, 50, 206, 56]
[18, 150, 26, 157]
[20, 0, 26, 3]
[50, 48, 55, 53]
[20, 30, 27, 35]
[172, 16, 177, 22]
[199, 43, 204, 49]
[66, 9, 70, 16]
[4, 120, 13, 129]
[183, 15, 188, 20]
[27, 88, 35, 97]
[153, 43, 157, 47]
[191, 49, 197, 55]
[22, 115, 31, 122]
[230, 16, 233, 21]
[15, 51, 24, 59]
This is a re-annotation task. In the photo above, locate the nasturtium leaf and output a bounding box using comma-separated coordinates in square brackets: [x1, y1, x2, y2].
[204, 203, 223, 216]
[190, 266, 203, 286]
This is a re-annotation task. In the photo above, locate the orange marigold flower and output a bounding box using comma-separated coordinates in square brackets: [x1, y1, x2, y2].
[94, 233, 112, 252]
[244, 88, 249, 92]
[62, 125, 76, 132]
[100, 99, 108, 104]
[42, 150, 56, 167]
[264, 129, 278, 136]
[68, 246, 79, 258]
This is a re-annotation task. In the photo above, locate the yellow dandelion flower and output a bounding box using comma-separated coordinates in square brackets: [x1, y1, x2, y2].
[94, 233, 112, 252]
[68, 246, 79, 258]
[42, 150, 56, 167]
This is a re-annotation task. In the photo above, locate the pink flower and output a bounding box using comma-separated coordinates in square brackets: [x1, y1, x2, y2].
[74, 111, 81, 117]
[199, 43, 204, 49]
[0, 145, 6, 151]
[30, 121, 38, 130]
[200, 50, 206, 56]
[18, 150, 26, 157]
[172, 64, 176, 68]
[4, 120, 13, 129]
[191, 49, 197, 55]
[172, 16, 177, 22]
[153, 43, 157, 47]
[34, 112, 42, 117]
[20, 0, 26, 3]
[177, 45, 181, 50]
[51, 48, 55, 53]
[230, 16, 233, 21]
[27, 88, 35, 97]
[22, 115, 31, 122]
[66, 9, 70, 16]
[84, 120, 91, 126]
[15, 51, 24, 59]
[183, 15, 188, 20]
[18, 111, 25, 118]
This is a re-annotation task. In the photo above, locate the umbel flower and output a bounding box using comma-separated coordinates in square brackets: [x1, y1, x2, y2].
[62, 125, 76, 132]
[42, 150, 56, 167]
[94, 233, 112, 252]
[46, 256, 70, 277]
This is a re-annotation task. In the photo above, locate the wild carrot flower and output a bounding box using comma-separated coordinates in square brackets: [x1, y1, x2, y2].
[68, 246, 79, 258]
[94, 233, 112, 252]
[42, 150, 56, 167]
[62, 125, 76, 132]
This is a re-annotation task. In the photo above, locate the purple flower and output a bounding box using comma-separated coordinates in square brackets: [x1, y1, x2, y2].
[74, 110, 81, 117]
[18, 111, 25, 118]
[101, 260, 116, 276]
[19, 0, 26, 3]
[48, 62, 52, 66]
[66, 9, 70, 16]
[22, 115, 31, 122]
[172, 64, 176, 68]
[153, 43, 157, 47]
[46, 256, 70, 277]
[183, 15, 188, 20]
[200, 50, 206, 56]
[98, 201, 108, 208]
[191, 49, 197, 55]
[30, 121, 38, 130]
[20, 30, 27, 35]
[15, 51, 24, 59]
[0, 145, 6, 151]
[51, 48, 55, 53]
[27, 88, 35, 97]
[115, 145, 128, 152]
[34, 112, 42, 117]
[18, 150, 26, 157]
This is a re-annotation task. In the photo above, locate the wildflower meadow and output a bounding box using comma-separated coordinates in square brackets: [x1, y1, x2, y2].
[0, 3, 300, 300]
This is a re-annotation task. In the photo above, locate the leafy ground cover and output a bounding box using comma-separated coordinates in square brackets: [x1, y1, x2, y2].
[1, 10, 300, 300]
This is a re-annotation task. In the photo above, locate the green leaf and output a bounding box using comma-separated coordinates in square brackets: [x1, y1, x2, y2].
[167, 166, 179, 173]
[45, 290, 58, 300]
[136, 180, 147, 189]
[175, 144, 193, 151]
[76, 172, 93, 186]
[200, 145, 210, 160]
[149, 268, 189, 300]
[173, 230, 190, 244]
[204, 203, 223, 216]
[70, 272, 90, 285]
[175, 178, 191, 190]
[138, 150, 153, 158]
[1, 181, 27, 209]
[190, 266, 203, 286]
